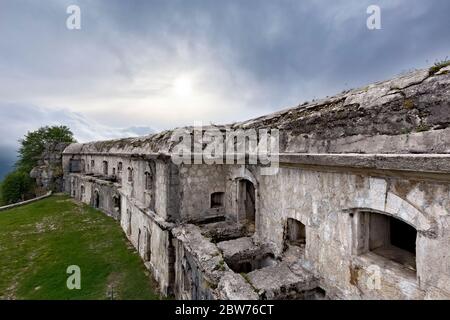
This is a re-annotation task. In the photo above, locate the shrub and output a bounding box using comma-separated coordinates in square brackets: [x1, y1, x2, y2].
[429, 58, 450, 75]
[0, 169, 35, 205]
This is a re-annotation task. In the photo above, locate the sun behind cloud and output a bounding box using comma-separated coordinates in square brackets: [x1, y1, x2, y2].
[173, 75, 193, 97]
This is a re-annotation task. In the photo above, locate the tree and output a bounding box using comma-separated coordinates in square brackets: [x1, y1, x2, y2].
[0, 125, 76, 205]
[16, 125, 76, 172]
[0, 169, 34, 205]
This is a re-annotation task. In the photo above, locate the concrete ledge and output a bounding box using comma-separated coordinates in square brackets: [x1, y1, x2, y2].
[279, 153, 450, 175]
[0, 191, 52, 212]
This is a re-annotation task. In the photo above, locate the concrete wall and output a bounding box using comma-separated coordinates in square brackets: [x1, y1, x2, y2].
[256, 166, 450, 299]
[178, 164, 229, 220]
[64, 153, 175, 296]
[121, 195, 172, 295]
[63, 150, 450, 300]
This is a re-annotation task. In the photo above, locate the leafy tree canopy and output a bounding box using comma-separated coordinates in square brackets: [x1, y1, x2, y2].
[0, 125, 76, 205]
[16, 125, 76, 172]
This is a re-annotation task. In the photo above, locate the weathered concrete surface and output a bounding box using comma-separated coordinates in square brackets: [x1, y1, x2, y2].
[257, 168, 450, 299]
[247, 262, 319, 300]
[61, 65, 450, 300]
[279, 153, 450, 174]
[216, 272, 259, 300]
[172, 224, 227, 299]
[199, 220, 248, 243]
[217, 237, 263, 260]
[63, 67, 450, 156]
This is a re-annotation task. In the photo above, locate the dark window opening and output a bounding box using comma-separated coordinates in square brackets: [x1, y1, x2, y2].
[71, 181, 76, 197]
[94, 191, 100, 208]
[145, 171, 153, 191]
[357, 211, 417, 272]
[113, 195, 121, 212]
[211, 192, 225, 208]
[117, 163, 123, 182]
[286, 218, 306, 246]
[390, 218, 416, 254]
[69, 159, 81, 173]
[102, 161, 108, 175]
[303, 287, 327, 300]
[138, 228, 142, 254]
[127, 167, 133, 182]
[144, 227, 152, 262]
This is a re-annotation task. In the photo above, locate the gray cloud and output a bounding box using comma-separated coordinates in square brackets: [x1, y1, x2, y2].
[0, 102, 154, 155]
[0, 102, 154, 178]
[0, 0, 449, 154]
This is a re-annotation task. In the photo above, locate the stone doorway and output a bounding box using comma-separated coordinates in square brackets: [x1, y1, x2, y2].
[93, 190, 100, 208]
[238, 179, 256, 233]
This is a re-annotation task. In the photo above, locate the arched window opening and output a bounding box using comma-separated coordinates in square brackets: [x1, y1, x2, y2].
[354, 211, 417, 272]
[80, 185, 85, 199]
[144, 227, 152, 262]
[145, 171, 153, 191]
[80, 159, 85, 173]
[93, 190, 100, 209]
[102, 161, 108, 175]
[127, 167, 133, 182]
[137, 228, 142, 254]
[286, 218, 306, 247]
[113, 195, 121, 213]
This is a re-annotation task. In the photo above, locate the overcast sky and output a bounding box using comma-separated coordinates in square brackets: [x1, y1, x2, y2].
[0, 0, 449, 176]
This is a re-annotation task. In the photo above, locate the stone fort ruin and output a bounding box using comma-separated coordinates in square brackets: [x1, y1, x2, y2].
[62, 65, 450, 299]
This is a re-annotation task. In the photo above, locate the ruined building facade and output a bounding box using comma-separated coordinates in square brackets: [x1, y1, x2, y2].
[63, 66, 450, 299]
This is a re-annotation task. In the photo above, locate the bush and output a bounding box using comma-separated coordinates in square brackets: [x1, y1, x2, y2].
[0, 169, 35, 206]
[429, 58, 450, 75]
[0, 125, 76, 206]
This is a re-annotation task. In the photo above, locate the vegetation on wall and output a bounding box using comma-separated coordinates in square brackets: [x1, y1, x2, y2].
[429, 58, 450, 75]
[0, 126, 76, 206]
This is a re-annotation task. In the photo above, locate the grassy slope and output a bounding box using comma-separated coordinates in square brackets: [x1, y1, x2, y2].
[0, 195, 159, 300]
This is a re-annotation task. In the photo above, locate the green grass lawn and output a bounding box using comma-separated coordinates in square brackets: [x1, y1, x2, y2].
[0, 194, 160, 300]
